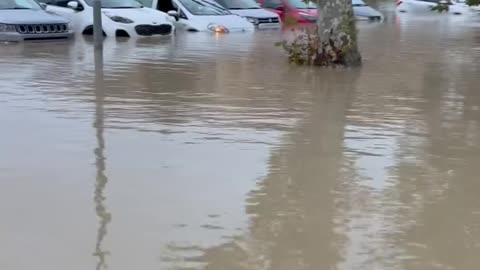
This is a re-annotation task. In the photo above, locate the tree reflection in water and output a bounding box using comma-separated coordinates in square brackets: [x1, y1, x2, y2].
[164, 70, 359, 270]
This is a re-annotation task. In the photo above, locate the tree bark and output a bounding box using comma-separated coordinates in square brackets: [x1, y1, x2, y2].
[316, 0, 362, 66]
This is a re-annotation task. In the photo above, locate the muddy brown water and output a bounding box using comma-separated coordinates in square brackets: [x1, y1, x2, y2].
[1, 11, 480, 270]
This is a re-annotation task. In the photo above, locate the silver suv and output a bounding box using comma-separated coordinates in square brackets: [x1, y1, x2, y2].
[0, 0, 73, 41]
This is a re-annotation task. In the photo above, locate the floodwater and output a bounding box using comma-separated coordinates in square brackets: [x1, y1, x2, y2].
[1, 9, 480, 270]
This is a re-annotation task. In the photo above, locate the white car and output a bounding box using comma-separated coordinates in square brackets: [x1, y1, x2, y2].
[0, 0, 73, 42]
[209, 0, 281, 29]
[140, 0, 255, 32]
[451, 0, 480, 11]
[39, 0, 175, 37]
[396, 0, 477, 14]
[352, 0, 383, 20]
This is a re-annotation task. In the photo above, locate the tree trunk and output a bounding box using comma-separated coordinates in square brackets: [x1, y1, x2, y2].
[316, 0, 362, 66]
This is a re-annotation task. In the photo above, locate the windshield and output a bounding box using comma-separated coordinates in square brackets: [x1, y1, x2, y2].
[0, 0, 42, 10]
[85, 0, 143, 8]
[179, 0, 230, 15]
[214, 0, 260, 9]
[286, 0, 316, 9]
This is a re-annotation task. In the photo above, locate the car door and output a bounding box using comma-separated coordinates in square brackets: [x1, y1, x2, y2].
[171, 0, 195, 31]
[412, 0, 437, 11]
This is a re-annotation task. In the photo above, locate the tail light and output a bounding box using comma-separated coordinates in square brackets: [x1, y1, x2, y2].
[396, 0, 403, 6]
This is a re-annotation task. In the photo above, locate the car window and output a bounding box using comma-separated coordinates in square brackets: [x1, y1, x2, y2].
[171, 2, 189, 19]
[37, 0, 71, 7]
[170, 1, 188, 19]
[285, 0, 316, 8]
[179, 9, 188, 19]
[178, 0, 230, 15]
[352, 0, 367, 6]
[215, 0, 261, 9]
[0, 0, 43, 9]
[136, 0, 153, 7]
[263, 0, 282, 9]
[84, 0, 143, 8]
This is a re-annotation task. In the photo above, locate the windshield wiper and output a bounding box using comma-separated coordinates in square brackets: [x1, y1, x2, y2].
[191, 0, 207, 7]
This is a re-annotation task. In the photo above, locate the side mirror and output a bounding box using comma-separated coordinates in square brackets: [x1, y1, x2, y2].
[167, 10, 179, 21]
[67, 1, 80, 10]
[39, 3, 47, 9]
[275, 6, 284, 12]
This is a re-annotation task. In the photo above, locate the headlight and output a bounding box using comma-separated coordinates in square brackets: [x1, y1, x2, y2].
[246, 17, 259, 25]
[0, 23, 16, 32]
[207, 23, 229, 33]
[105, 14, 134, 24]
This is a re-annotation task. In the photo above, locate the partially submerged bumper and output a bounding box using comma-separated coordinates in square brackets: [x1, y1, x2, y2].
[0, 31, 74, 42]
[257, 23, 282, 30]
[354, 7, 384, 21]
[101, 23, 174, 37]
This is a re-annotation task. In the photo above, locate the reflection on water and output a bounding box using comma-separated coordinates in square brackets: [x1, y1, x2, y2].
[1, 11, 480, 270]
[93, 48, 111, 270]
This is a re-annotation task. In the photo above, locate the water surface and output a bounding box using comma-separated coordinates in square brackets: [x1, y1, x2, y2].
[1, 11, 480, 270]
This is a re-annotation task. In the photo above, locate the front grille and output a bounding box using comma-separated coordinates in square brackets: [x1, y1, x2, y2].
[135, 24, 172, 36]
[258, 17, 280, 24]
[24, 36, 70, 41]
[15, 24, 68, 34]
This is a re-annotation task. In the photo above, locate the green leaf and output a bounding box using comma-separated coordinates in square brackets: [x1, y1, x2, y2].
[431, 4, 449, 12]
[466, 0, 480, 5]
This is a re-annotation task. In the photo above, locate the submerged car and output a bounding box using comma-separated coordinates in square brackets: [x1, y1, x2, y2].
[455, 0, 480, 11]
[210, 0, 281, 29]
[144, 0, 255, 32]
[39, 0, 175, 37]
[0, 0, 73, 42]
[396, 0, 477, 14]
[352, 0, 383, 20]
[257, 0, 382, 23]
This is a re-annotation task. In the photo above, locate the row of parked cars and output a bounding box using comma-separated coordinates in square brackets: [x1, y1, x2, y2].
[1, 0, 383, 41]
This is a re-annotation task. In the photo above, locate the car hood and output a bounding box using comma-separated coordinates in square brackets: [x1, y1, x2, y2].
[229, 8, 279, 18]
[102, 7, 171, 24]
[192, 15, 254, 31]
[0, 9, 69, 24]
[353, 6, 383, 18]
